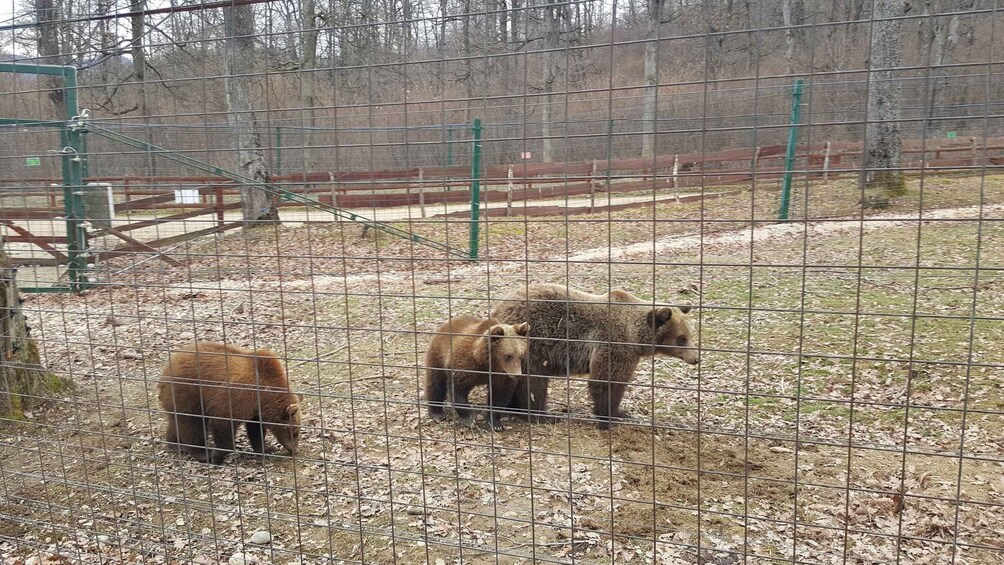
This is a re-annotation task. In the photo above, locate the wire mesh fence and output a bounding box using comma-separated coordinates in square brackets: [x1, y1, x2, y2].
[1, 0, 1003, 563]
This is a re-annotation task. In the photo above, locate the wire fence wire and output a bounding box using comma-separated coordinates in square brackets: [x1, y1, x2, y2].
[1, 0, 1003, 563]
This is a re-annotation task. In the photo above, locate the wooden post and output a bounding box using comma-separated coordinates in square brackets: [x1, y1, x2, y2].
[506, 165, 514, 217]
[970, 136, 979, 166]
[751, 146, 761, 179]
[671, 155, 680, 201]
[215, 187, 224, 228]
[589, 160, 598, 212]
[329, 172, 338, 209]
[418, 168, 426, 219]
[822, 141, 832, 181]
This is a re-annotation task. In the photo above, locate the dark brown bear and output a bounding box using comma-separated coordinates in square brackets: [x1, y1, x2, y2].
[425, 315, 530, 431]
[491, 284, 699, 429]
[158, 342, 303, 464]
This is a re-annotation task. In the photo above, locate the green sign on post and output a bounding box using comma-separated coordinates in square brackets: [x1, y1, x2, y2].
[947, 131, 957, 139]
[25, 157, 41, 167]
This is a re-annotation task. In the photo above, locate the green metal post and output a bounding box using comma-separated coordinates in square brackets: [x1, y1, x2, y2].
[62, 66, 89, 291]
[274, 126, 282, 175]
[778, 79, 805, 221]
[468, 118, 483, 260]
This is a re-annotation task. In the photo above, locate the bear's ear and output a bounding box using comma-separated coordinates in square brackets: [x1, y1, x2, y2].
[514, 322, 530, 336]
[679, 305, 692, 315]
[286, 403, 301, 417]
[489, 325, 507, 338]
[297, 393, 305, 404]
[648, 307, 673, 328]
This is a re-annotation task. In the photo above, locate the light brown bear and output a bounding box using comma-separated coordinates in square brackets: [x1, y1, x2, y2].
[425, 315, 530, 431]
[491, 284, 699, 429]
[159, 342, 303, 464]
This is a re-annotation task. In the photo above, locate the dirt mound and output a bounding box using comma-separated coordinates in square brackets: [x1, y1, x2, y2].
[578, 426, 794, 541]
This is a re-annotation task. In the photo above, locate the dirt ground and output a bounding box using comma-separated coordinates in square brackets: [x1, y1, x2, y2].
[2, 176, 1004, 564]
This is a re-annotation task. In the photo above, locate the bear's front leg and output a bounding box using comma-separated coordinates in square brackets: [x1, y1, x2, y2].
[505, 375, 557, 424]
[484, 374, 517, 432]
[588, 349, 638, 429]
[247, 421, 278, 454]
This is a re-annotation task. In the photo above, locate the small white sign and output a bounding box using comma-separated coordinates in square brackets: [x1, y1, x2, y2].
[520, 151, 532, 160]
[174, 189, 200, 204]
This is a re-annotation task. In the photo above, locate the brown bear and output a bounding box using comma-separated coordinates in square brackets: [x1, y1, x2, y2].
[491, 284, 699, 429]
[425, 315, 530, 431]
[158, 341, 303, 464]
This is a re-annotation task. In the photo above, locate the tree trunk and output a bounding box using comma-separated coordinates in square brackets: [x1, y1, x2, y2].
[223, 4, 280, 225]
[1, 251, 66, 418]
[35, 0, 66, 116]
[130, 0, 156, 176]
[782, 0, 802, 77]
[509, 0, 519, 43]
[462, 0, 474, 123]
[301, 0, 319, 127]
[863, 0, 906, 207]
[922, 0, 968, 136]
[641, 0, 662, 158]
[541, 0, 559, 163]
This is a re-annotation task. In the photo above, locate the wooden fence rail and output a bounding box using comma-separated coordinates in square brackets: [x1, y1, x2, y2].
[3, 136, 1003, 267]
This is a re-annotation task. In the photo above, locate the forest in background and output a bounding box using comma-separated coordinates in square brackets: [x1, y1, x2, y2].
[0, 0, 1000, 175]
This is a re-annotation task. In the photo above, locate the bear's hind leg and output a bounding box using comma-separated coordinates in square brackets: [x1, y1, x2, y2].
[425, 368, 450, 421]
[170, 414, 210, 461]
[207, 418, 238, 464]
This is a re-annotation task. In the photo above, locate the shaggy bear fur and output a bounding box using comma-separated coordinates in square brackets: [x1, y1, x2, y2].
[491, 284, 699, 428]
[425, 315, 530, 431]
[158, 342, 303, 464]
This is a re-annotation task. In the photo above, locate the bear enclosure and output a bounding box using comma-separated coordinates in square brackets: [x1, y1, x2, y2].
[2, 0, 1004, 563]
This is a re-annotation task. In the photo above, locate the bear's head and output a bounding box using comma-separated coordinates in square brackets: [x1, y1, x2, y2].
[269, 392, 304, 455]
[644, 305, 699, 365]
[485, 322, 530, 375]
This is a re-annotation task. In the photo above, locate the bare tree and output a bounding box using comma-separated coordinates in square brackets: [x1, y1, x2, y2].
[541, 0, 560, 162]
[782, 0, 804, 76]
[34, 0, 66, 116]
[301, 0, 320, 126]
[223, 4, 280, 224]
[1, 251, 66, 418]
[920, 0, 970, 136]
[862, 0, 906, 207]
[641, 0, 664, 158]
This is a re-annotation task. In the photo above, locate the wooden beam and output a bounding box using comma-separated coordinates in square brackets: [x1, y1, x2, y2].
[98, 222, 243, 261]
[2, 221, 68, 262]
[101, 226, 182, 267]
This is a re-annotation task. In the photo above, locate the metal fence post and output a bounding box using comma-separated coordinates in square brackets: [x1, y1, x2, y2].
[62, 67, 89, 292]
[778, 79, 805, 221]
[469, 118, 483, 260]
